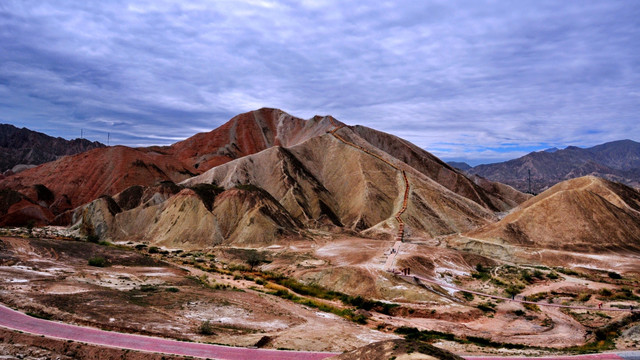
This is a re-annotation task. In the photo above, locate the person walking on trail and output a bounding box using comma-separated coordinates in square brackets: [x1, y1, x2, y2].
[598, 302, 603, 310]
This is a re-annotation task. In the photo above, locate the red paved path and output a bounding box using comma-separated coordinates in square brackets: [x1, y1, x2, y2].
[465, 355, 625, 360]
[0, 304, 337, 359]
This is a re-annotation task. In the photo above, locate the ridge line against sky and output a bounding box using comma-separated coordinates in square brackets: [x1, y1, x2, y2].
[0, 1, 638, 165]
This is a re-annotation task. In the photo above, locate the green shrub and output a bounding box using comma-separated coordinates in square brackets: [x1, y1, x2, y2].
[148, 246, 160, 254]
[198, 320, 215, 335]
[532, 270, 545, 279]
[165, 287, 180, 293]
[547, 272, 559, 280]
[462, 292, 474, 301]
[87, 234, 100, 243]
[607, 271, 622, 279]
[88, 256, 107, 267]
[140, 284, 158, 292]
[577, 293, 592, 302]
[477, 302, 496, 313]
[520, 270, 534, 283]
[599, 288, 613, 297]
[505, 284, 523, 298]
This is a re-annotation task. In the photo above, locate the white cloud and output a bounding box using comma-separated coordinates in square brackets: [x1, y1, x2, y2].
[0, 0, 638, 162]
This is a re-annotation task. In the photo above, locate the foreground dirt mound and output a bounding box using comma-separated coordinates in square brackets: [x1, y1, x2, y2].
[329, 339, 463, 360]
[468, 176, 640, 252]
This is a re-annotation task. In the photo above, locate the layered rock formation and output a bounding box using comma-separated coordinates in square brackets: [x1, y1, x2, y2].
[467, 176, 640, 252]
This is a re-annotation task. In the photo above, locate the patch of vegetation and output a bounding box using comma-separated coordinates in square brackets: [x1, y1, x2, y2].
[139, 284, 159, 292]
[198, 320, 215, 335]
[577, 293, 592, 302]
[471, 263, 491, 281]
[523, 303, 540, 312]
[86, 234, 100, 243]
[26, 311, 53, 320]
[598, 288, 613, 297]
[547, 271, 560, 280]
[165, 287, 180, 293]
[148, 246, 160, 254]
[611, 287, 640, 301]
[462, 291, 474, 301]
[607, 271, 622, 279]
[263, 275, 399, 315]
[505, 284, 524, 298]
[476, 302, 496, 313]
[268, 288, 367, 324]
[88, 256, 108, 267]
[245, 250, 267, 271]
[566, 312, 640, 353]
[395, 327, 540, 351]
[555, 267, 581, 276]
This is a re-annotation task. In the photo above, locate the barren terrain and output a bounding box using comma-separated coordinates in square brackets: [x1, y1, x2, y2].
[1, 228, 639, 358]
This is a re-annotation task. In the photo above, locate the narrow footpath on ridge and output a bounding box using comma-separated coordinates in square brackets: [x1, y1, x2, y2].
[328, 119, 410, 245]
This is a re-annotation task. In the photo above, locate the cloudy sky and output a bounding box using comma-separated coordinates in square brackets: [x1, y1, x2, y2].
[1, 1, 638, 165]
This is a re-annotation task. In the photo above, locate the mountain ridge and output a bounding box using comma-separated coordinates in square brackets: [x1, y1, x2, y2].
[468, 139, 640, 193]
[0, 123, 104, 174]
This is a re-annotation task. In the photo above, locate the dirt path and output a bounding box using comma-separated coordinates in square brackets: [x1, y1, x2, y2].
[0, 304, 337, 360]
[327, 120, 410, 243]
[393, 272, 638, 313]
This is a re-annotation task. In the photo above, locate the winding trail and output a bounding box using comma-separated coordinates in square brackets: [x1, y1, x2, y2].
[0, 304, 336, 360]
[392, 271, 638, 313]
[327, 119, 410, 243]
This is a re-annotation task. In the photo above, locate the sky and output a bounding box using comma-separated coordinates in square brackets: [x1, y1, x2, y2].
[0, 1, 639, 165]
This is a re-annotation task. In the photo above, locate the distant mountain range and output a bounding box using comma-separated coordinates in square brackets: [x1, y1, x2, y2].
[459, 140, 640, 193]
[0, 124, 104, 174]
